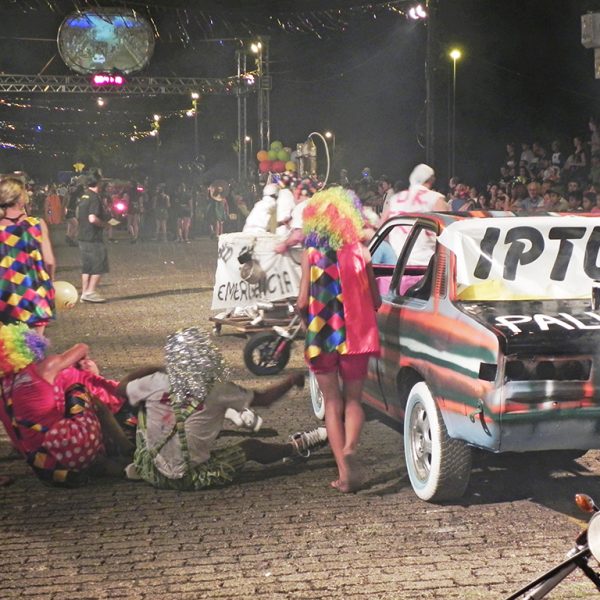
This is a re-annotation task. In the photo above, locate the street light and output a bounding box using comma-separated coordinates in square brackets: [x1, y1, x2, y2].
[244, 135, 253, 180]
[191, 92, 200, 159]
[448, 48, 462, 177]
[324, 130, 336, 153]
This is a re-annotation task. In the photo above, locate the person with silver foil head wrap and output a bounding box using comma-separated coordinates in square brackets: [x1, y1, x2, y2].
[120, 327, 327, 490]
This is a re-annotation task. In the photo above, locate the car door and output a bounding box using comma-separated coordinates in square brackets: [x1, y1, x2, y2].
[365, 217, 420, 416]
[375, 220, 440, 417]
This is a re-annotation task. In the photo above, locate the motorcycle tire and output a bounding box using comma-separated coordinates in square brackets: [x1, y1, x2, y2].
[243, 332, 291, 376]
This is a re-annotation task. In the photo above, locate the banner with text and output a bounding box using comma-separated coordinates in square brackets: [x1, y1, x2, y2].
[438, 216, 600, 301]
[211, 233, 302, 310]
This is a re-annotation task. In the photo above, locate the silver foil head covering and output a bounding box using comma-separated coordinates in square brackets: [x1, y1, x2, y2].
[164, 327, 229, 408]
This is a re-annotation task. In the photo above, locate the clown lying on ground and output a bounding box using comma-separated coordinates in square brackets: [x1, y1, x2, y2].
[0, 324, 327, 489]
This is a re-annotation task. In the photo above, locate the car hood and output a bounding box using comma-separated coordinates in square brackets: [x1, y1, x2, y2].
[456, 299, 600, 355]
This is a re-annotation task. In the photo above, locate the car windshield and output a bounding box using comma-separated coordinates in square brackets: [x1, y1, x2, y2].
[438, 216, 600, 302]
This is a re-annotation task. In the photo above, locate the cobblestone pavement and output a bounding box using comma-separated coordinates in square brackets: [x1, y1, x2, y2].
[3, 228, 600, 599]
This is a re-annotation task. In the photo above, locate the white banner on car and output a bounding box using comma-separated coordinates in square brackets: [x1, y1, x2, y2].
[438, 216, 600, 301]
[211, 232, 302, 310]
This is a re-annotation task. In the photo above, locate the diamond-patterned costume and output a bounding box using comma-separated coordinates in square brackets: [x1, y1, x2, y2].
[0, 216, 55, 326]
[305, 243, 379, 362]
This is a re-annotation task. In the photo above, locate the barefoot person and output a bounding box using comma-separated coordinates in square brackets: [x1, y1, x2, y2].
[296, 187, 381, 492]
[121, 327, 327, 490]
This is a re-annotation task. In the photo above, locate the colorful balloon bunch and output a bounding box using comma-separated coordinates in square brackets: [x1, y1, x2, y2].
[257, 140, 297, 174]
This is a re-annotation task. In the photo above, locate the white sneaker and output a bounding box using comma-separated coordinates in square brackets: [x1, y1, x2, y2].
[290, 427, 328, 457]
[81, 291, 106, 303]
[224, 408, 264, 432]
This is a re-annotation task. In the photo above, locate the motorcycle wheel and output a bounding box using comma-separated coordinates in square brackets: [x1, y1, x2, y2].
[243, 332, 291, 376]
[404, 382, 472, 502]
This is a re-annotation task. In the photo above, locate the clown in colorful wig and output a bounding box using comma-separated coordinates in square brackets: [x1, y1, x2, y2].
[297, 186, 381, 493]
[0, 322, 49, 377]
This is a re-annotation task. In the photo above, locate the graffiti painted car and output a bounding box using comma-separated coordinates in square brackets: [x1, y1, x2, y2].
[309, 212, 600, 502]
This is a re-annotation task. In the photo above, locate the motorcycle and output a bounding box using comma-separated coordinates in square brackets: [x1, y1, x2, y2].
[506, 493, 600, 599]
[243, 302, 303, 376]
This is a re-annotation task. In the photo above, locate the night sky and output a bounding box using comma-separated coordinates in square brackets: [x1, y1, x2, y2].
[2, 0, 600, 187]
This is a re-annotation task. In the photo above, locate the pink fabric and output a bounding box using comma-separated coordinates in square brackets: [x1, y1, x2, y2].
[307, 352, 370, 380]
[55, 367, 123, 414]
[399, 275, 422, 295]
[337, 243, 380, 356]
[377, 276, 392, 295]
[0, 365, 123, 457]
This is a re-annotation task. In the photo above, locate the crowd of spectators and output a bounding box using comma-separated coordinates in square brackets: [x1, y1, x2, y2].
[443, 118, 600, 215]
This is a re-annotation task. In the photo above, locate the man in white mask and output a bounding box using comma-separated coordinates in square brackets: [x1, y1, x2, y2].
[379, 164, 448, 263]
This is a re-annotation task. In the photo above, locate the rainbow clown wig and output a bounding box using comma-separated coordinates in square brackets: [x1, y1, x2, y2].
[0, 323, 49, 378]
[303, 186, 366, 251]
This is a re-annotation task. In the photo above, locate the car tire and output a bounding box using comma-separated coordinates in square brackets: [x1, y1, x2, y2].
[308, 371, 325, 420]
[403, 381, 472, 502]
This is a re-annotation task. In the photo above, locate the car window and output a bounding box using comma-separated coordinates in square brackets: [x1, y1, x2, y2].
[369, 219, 416, 297]
[391, 226, 437, 299]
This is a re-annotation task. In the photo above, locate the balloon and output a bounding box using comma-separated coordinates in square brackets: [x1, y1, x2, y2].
[283, 147, 292, 154]
[276, 149, 290, 161]
[267, 149, 278, 160]
[258, 160, 272, 173]
[54, 280, 78, 309]
[256, 150, 269, 162]
[272, 160, 286, 172]
[285, 161, 297, 171]
[270, 140, 283, 151]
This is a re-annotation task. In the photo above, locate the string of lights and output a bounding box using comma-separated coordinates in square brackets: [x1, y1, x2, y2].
[3, 0, 421, 39]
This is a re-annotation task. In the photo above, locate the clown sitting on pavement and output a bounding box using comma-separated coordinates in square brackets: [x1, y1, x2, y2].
[120, 327, 327, 491]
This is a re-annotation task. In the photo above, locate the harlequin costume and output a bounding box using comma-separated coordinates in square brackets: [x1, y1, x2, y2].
[0, 324, 125, 486]
[0, 216, 55, 328]
[302, 187, 380, 375]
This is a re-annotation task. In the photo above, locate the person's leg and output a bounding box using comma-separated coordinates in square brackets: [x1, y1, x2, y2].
[316, 371, 347, 487]
[81, 273, 91, 295]
[86, 274, 101, 295]
[252, 373, 304, 407]
[239, 427, 327, 464]
[176, 218, 183, 241]
[341, 379, 366, 456]
[239, 438, 294, 463]
[183, 217, 191, 241]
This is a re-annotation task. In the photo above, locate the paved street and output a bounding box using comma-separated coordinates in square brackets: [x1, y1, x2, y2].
[3, 227, 600, 599]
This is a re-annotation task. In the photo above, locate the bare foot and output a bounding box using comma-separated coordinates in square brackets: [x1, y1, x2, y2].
[331, 478, 357, 493]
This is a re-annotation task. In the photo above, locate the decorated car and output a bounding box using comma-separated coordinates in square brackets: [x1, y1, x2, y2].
[309, 212, 600, 502]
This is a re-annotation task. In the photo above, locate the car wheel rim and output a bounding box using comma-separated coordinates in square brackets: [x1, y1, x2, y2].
[409, 400, 432, 482]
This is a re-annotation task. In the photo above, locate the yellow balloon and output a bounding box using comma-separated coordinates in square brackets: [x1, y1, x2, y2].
[285, 161, 297, 171]
[54, 280, 78, 309]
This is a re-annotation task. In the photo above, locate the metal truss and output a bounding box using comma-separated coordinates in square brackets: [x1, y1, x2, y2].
[0, 74, 263, 96]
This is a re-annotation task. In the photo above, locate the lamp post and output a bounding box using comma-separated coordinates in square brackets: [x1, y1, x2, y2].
[324, 130, 336, 157]
[448, 48, 462, 178]
[191, 92, 199, 159]
[244, 135, 253, 180]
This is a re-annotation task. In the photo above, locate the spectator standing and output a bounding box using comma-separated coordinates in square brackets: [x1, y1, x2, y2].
[64, 184, 81, 246]
[77, 172, 110, 303]
[44, 185, 63, 225]
[208, 184, 228, 238]
[0, 178, 55, 335]
[152, 184, 170, 242]
[564, 137, 587, 181]
[173, 183, 193, 243]
[378, 176, 395, 215]
[127, 185, 143, 244]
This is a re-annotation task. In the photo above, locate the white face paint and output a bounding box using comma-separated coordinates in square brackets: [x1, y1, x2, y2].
[495, 315, 533, 334]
